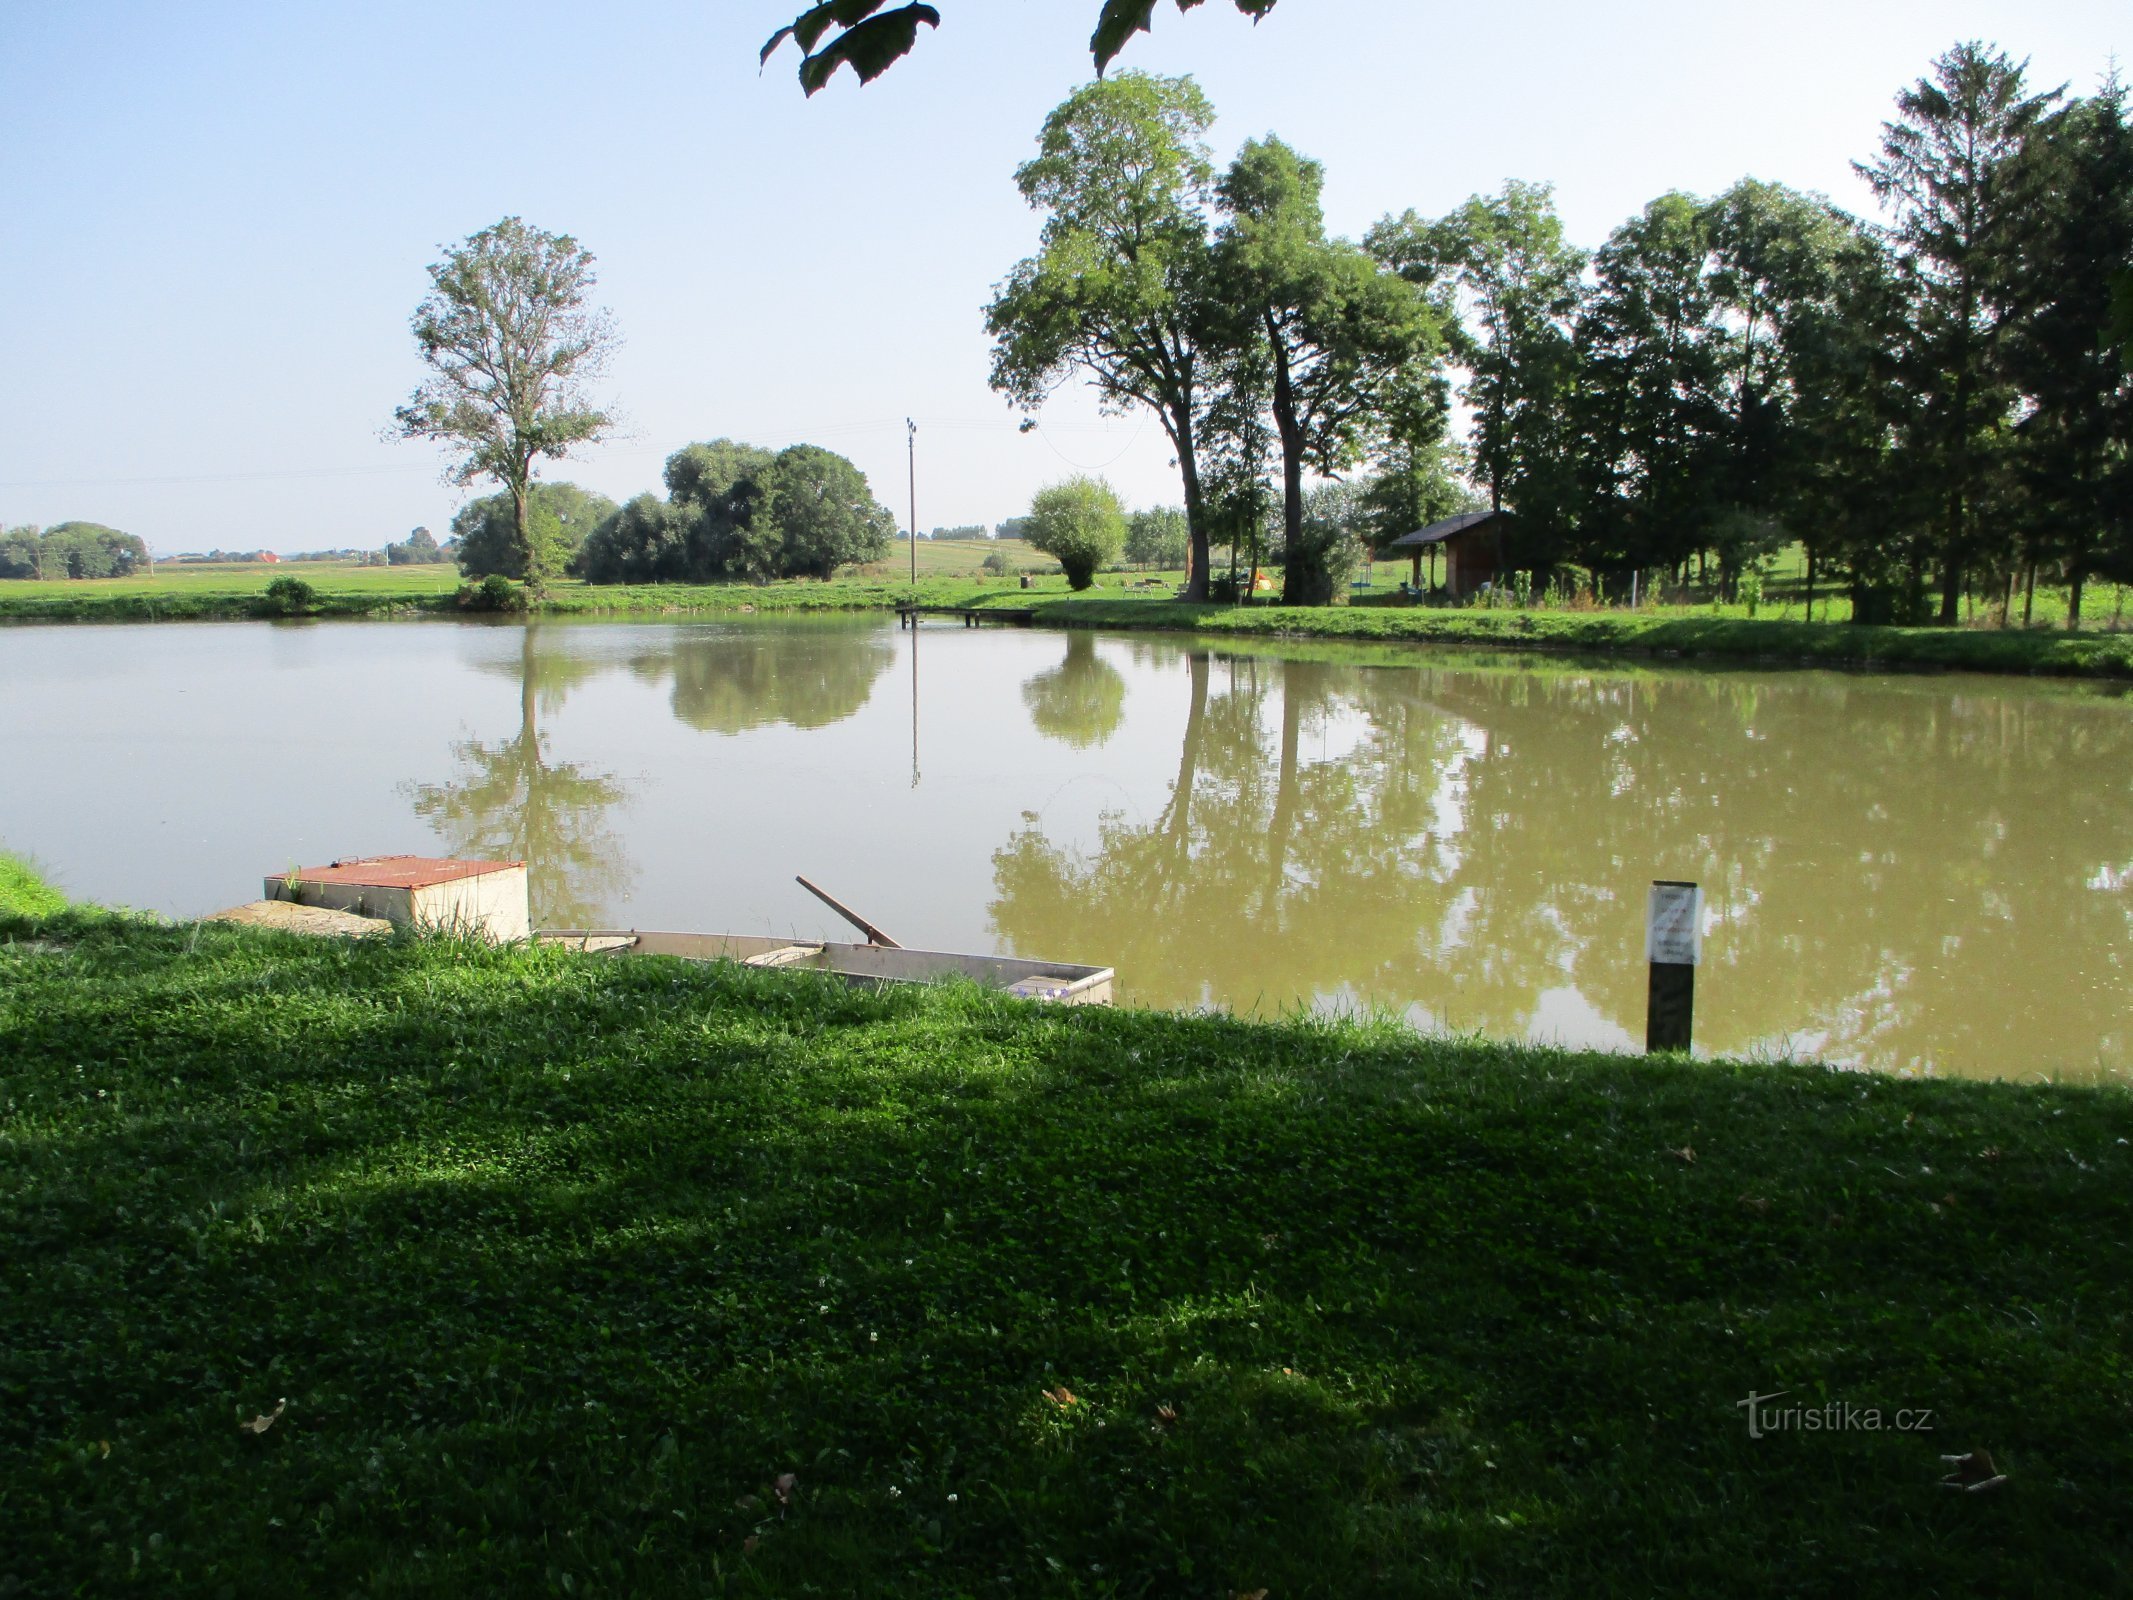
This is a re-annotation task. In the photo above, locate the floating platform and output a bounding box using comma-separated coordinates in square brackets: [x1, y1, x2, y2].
[896, 605, 1036, 628]
[540, 929, 1114, 1004]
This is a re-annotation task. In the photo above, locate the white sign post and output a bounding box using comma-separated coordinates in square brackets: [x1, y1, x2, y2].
[1646, 882, 1704, 966]
[1645, 880, 1702, 1051]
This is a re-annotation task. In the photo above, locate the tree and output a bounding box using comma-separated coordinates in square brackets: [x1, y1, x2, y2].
[1370, 182, 1585, 564]
[575, 493, 690, 585]
[1126, 505, 1189, 568]
[0, 525, 43, 580]
[2000, 81, 2133, 627]
[666, 439, 779, 580]
[571, 440, 891, 582]
[1571, 192, 1730, 578]
[1212, 136, 1441, 604]
[988, 73, 1222, 598]
[1700, 179, 1881, 610]
[755, 444, 897, 578]
[1026, 475, 1127, 588]
[1856, 43, 2060, 623]
[761, 0, 1277, 94]
[30, 522, 150, 580]
[386, 526, 444, 565]
[455, 483, 619, 581]
[394, 217, 618, 594]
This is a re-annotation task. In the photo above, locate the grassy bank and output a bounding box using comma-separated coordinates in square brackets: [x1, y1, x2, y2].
[0, 851, 66, 918]
[9, 558, 2133, 678]
[1029, 595, 2133, 678]
[3, 902, 2129, 1595]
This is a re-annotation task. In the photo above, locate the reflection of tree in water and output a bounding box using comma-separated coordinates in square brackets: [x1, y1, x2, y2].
[407, 625, 633, 929]
[631, 625, 894, 734]
[1022, 632, 1127, 749]
[992, 648, 2133, 1077]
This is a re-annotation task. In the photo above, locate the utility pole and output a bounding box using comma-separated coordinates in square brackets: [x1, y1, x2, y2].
[907, 418, 918, 586]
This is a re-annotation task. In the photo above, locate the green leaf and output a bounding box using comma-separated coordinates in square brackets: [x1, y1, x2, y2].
[795, 4, 940, 95]
[761, 0, 893, 66]
[1090, 0, 1276, 76]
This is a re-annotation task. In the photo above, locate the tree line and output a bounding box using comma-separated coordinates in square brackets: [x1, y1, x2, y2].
[444, 444, 895, 586]
[0, 522, 150, 581]
[988, 45, 2133, 624]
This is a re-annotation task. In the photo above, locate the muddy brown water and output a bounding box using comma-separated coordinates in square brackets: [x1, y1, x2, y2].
[2, 615, 2126, 1082]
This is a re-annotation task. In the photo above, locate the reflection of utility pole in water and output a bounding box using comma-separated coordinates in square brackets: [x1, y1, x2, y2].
[909, 622, 920, 788]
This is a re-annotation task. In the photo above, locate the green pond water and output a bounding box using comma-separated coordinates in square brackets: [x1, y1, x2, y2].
[2, 615, 2127, 1082]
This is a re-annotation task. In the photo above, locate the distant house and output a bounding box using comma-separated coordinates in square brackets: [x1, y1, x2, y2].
[1380, 510, 1513, 598]
[254, 550, 281, 563]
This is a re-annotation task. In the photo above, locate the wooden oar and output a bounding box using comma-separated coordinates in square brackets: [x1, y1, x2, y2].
[794, 875, 902, 949]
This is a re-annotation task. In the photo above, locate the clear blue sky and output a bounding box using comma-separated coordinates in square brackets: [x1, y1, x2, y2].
[1, 1, 2123, 555]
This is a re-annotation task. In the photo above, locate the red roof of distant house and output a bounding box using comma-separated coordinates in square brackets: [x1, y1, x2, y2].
[258, 550, 281, 562]
[283, 855, 523, 890]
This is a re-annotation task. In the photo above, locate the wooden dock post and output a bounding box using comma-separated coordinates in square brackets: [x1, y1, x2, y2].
[1645, 880, 1702, 1053]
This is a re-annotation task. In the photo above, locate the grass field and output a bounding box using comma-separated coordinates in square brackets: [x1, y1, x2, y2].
[2, 878, 2129, 1596]
[8, 553, 2133, 678]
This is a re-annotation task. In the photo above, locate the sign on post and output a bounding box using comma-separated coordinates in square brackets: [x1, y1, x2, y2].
[1645, 880, 1702, 1052]
[1646, 881, 1703, 966]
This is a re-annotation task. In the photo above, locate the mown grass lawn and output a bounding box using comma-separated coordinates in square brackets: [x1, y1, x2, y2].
[2, 905, 2128, 1596]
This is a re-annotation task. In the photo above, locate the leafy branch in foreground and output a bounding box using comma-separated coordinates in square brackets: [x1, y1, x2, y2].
[761, 0, 1277, 95]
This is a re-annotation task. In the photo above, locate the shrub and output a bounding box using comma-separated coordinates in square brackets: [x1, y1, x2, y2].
[1026, 476, 1126, 591]
[261, 575, 318, 616]
[1735, 567, 1766, 617]
[981, 548, 1014, 577]
[455, 573, 528, 613]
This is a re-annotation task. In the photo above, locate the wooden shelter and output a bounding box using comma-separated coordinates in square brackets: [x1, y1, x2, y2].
[1380, 510, 1514, 598]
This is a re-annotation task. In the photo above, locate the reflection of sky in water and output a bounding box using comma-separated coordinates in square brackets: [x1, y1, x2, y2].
[1, 616, 2129, 1084]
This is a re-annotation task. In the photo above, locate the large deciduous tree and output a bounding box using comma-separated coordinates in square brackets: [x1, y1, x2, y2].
[1214, 137, 1440, 604]
[754, 445, 897, 579]
[1856, 42, 2060, 623]
[1571, 192, 1729, 577]
[2000, 81, 2133, 628]
[395, 217, 618, 595]
[988, 73, 1221, 599]
[454, 483, 619, 581]
[1368, 182, 1583, 569]
[1700, 179, 1877, 608]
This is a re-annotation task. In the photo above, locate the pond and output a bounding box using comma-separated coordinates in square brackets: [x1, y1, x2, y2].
[2, 615, 2127, 1083]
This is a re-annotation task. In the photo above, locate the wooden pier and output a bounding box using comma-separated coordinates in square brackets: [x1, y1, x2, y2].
[896, 605, 1036, 628]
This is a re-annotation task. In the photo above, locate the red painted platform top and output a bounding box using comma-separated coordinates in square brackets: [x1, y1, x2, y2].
[281, 856, 524, 889]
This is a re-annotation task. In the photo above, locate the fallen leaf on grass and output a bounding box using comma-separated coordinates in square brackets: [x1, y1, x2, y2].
[1043, 1387, 1078, 1408]
[1737, 1193, 1771, 1213]
[742, 1535, 758, 1555]
[1154, 1404, 1178, 1428]
[1980, 1146, 2003, 1162]
[734, 1494, 762, 1512]
[773, 1472, 797, 1509]
[1670, 1146, 1696, 1164]
[238, 1399, 285, 1435]
[1940, 1449, 2007, 1492]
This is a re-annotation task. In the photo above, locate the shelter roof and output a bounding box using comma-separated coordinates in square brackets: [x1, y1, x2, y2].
[1381, 510, 1511, 550]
